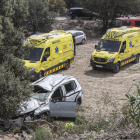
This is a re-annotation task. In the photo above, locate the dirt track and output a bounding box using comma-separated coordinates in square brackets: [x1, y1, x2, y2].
[57, 36, 140, 116]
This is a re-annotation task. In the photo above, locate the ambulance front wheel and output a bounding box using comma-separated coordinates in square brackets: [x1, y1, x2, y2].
[134, 55, 139, 63]
[113, 63, 120, 73]
[92, 65, 97, 70]
[64, 61, 70, 70]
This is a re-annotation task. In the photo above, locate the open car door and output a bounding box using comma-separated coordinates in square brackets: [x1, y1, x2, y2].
[50, 86, 77, 118]
[50, 101, 77, 118]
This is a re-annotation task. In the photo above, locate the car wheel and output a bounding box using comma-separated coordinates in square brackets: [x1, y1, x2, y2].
[74, 16, 78, 20]
[89, 16, 93, 20]
[81, 39, 85, 44]
[40, 114, 45, 119]
[0, 125, 4, 131]
[38, 71, 44, 79]
[92, 65, 97, 70]
[64, 61, 70, 70]
[113, 63, 120, 73]
[134, 55, 139, 63]
[77, 98, 81, 105]
[76, 98, 81, 111]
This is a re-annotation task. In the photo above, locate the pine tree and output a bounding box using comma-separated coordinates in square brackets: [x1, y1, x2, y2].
[27, 0, 56, 34]
[0, 0, 33, 120]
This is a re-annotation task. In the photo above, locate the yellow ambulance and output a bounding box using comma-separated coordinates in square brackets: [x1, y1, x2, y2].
[90, 26, 140, 73]
[23, 30, 74, 80]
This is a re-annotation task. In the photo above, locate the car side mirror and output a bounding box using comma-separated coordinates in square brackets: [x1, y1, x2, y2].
[42, 56, 47, 62]
[95, 45, 97, 49]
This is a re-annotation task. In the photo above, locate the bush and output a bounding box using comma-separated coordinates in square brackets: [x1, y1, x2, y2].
[32, 127, 50, 140]
[124, 83, 140, 127]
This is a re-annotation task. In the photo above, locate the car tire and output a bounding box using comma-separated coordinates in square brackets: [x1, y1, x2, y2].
[64, 61, 70, 70]
[38, 71, 44, 79]
[81, 39, 86, 44]
[134, 55, 139, 63]
[89, 16, 93, 20]
[77, 98, 81, 105]
[92, 65, 97, 70]
[74, 16, 78, 20]
[113, 63, 120, 73]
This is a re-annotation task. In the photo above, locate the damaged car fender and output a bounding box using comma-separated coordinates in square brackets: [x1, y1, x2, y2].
[18, 98, 40, 115]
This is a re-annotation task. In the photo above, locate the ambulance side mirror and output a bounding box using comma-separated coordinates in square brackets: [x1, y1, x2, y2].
[95, 45, 97, 49]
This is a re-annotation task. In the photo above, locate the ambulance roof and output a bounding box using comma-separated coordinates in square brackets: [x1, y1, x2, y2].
[102, 26, 140, 41]
[24, 30, 72, 47]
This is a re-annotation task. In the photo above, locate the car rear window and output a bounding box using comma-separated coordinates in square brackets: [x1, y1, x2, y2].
[76, 32, 83, 36]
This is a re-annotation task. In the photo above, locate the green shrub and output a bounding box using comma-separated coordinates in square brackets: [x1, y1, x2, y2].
[32, 127, 50, 140]
[124, 83, 140, 127]
[75, 114, 87, 125]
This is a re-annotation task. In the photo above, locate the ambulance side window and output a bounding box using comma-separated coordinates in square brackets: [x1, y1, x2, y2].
[42, 47, 50, 61]
[120, 41, 126, 53]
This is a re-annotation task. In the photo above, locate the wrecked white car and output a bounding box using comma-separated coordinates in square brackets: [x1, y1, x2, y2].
[18, 74, 83, 119]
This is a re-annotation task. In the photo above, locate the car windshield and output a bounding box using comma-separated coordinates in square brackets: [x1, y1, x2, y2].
[32, 87, 51, 101]
[23, 48, 43, 61]
[96, 39, 121, 52]
[114, 19, 123, 27]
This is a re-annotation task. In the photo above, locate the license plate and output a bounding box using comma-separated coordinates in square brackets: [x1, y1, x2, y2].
[96, 65, 103, 68]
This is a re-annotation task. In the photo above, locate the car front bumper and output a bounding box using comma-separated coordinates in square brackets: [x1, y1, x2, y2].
[90, 59, 116, 70]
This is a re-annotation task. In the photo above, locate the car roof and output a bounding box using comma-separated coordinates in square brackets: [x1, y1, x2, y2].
[67, 30, 84, 34]
[70, 7, 83, 9]
[116, 17, 140, 21]
[31, 74, 74, 91]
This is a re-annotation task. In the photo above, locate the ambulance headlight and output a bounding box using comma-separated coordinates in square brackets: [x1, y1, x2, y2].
[108, 58, 115, 63]
[28, 67, 36, 71]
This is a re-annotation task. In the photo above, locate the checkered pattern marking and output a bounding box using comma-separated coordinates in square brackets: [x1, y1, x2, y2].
[121, 57, 136, 66]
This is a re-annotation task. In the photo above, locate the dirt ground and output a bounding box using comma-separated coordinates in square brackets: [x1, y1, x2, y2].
[56, 36, 140, 117]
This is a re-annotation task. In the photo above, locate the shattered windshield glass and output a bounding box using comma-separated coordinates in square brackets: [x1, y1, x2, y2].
[32, 87, 51, 101]
[97, 39, 121, 52]
[23, 48, 43, 61]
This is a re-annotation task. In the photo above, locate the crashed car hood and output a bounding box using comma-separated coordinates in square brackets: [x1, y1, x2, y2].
[18, 98, 39, 115]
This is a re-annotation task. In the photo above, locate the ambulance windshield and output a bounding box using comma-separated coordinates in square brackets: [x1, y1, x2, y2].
[24, 48, 43, 61]
[96, 40, 121, 52]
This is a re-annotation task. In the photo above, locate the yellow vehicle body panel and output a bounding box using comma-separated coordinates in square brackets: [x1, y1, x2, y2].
[23, 30, 74, 80]
[90, 26, 140, 72]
